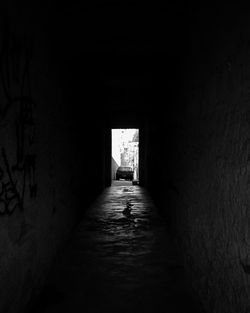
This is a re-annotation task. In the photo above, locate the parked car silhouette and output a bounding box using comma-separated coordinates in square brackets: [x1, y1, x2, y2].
[116, 166, 134, 181]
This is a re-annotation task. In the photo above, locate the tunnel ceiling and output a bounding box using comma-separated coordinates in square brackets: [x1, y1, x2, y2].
[4, 1, 245, 117]
[2, 0, 191, 115]
[44, 1, 183, 115]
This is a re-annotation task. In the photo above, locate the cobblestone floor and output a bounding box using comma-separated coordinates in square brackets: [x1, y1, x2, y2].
[32, 185, 204, 313]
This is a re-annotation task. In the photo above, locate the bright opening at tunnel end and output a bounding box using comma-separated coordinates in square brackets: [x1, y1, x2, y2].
[111, 129, 139, 186]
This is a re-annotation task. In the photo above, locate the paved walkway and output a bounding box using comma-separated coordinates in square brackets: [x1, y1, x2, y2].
[31, 185, 203, 313]
[111, 180, 132, 186]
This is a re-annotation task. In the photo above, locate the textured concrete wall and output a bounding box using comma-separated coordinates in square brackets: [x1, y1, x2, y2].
[0, 3, 101, 312]
[159, 10, 250, 313]
[144, 7, 250, 313]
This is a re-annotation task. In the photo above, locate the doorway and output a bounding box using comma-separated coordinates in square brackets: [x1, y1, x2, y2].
[111, 129, 139, 186]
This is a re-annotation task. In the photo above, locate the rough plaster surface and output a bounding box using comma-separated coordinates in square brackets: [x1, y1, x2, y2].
[171, 23, 250, 313]
[0, 10, 77, 313]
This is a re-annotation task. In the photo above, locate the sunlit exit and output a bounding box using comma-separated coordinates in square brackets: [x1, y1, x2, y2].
[111, 129, 139, 185]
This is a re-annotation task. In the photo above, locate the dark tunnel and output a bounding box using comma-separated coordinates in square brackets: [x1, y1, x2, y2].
[1, 1, 250, 313]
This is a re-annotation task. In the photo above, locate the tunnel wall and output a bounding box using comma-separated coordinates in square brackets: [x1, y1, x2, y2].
[147, 9, 250, 313]
[0, 4, 106, 312]
[0, 15, 74, 313]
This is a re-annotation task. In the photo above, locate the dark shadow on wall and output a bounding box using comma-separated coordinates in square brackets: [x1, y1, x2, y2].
[111, 157, 119, 180]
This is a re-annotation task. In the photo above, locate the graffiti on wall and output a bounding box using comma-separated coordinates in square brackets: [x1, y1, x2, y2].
[0, 24, 37, 215]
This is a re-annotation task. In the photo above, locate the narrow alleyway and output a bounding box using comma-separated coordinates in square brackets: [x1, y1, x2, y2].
[31, 186, 204, 313]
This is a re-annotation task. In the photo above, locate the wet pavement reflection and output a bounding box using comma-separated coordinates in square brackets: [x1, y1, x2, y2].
[35, 185, 203, 313]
